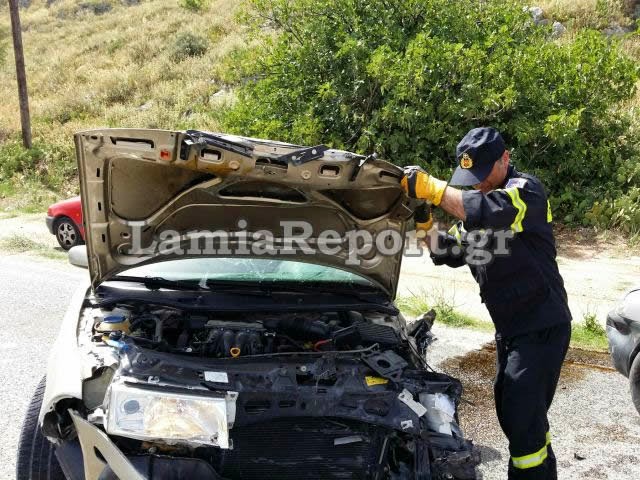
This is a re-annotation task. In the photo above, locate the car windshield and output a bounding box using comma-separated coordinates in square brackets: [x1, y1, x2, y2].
[115, 258, 376, 287]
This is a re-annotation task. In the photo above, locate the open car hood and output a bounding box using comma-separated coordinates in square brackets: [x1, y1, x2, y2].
[75, 129, 415, 298]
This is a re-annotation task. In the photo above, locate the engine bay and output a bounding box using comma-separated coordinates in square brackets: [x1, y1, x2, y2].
[40, 300, 481, 479]
[92, 304, 408, 358]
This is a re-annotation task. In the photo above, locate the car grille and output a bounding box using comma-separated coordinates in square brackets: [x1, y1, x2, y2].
[213, 417, 387, 480]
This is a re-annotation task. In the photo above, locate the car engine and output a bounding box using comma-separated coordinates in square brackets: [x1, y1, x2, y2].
[93, 305, 406, 357]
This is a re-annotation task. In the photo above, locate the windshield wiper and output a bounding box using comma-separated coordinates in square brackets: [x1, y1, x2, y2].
[100, 277, 392, 309]
[105, 276, 206, 291]
[204, 280, 389, 304]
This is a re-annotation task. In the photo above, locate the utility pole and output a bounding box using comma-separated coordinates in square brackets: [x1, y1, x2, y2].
[8, 0, 32, 149]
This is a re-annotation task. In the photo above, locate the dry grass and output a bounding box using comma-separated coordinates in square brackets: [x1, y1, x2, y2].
[0, 232, 67, 259]
[0, 0, 245, 163]
[538, 0, 635, 29]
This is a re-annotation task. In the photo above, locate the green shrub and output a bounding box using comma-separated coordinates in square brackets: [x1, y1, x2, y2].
[78, 1, 113, 16]
[0, 142, 44, 182]
[179, 0, 208, 12]
[571, 312, 608, 351]
[0, 139, 76, 191]
[170, 32, 208, 61]
[587, 187, 640, 234]
[45, 95, 96, 125]
[584, 312, 606, 336]
[220, 0, 640, 229]
[106, 38, 127, 54]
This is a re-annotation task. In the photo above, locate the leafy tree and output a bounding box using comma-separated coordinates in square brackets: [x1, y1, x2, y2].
[219, 0, 639, 225]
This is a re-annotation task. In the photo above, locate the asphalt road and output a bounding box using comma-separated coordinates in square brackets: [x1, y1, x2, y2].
[0, 253, 639, 479]
[0, 254, 87, 480]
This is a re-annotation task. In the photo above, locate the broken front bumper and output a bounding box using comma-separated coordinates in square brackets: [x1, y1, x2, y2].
[55, 342, 480, 480]
[64, 411, 480, 480]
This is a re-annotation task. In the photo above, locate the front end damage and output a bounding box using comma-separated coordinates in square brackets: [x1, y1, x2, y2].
[39, 128, 480, 479]
[41, 300, 480, 480]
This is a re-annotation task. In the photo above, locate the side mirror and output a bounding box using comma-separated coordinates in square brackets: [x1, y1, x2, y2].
[68, 245, 88, 269]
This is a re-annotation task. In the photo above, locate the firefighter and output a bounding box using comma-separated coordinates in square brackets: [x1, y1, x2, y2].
[401, 127, 571, 479]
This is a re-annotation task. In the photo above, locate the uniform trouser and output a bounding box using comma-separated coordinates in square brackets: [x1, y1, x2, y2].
[494, 322, 571, 480]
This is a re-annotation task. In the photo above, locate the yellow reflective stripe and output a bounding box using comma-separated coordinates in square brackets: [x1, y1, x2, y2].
[547, 200, 553, 223]
[503, 187, 527, 233]
[447, 225, 462, 245]
[512, 444, 548, 470]
[546, 431, 551, 446]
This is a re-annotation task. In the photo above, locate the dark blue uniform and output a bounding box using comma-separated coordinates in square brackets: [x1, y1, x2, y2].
[432, 165, 571, 479]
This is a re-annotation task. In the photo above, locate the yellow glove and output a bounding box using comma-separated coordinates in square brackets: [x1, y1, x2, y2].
[401, 166, 448, 205]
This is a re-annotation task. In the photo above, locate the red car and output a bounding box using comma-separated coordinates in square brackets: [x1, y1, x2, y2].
[45, 196, 85, 250]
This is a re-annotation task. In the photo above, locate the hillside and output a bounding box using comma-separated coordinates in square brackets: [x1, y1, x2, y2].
[0, 0, 638, 230]
[0, 0, 244, 212]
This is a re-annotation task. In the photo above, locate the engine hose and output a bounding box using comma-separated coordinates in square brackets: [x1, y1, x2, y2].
[263, 317, 330, 340]
[247, 331, 263, 355]
[234, 331, 248, 355]
[222, 330, 235, 358]
[206, 329, 222, 356]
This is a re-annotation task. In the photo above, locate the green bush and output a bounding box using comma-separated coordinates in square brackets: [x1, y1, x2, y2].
[0, 142, 43, 182]
[0, 139, 76, 191]
[219, 0, 640, 228]
[583, 312, 606, 336]
[78, 1, 113, 16]
[179, 0, 208, 12]
[170, 32, 208, 61]
[588, 187, 640, 234]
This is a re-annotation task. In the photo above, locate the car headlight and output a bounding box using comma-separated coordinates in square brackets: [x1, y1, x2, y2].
[105, 381, 237, 448]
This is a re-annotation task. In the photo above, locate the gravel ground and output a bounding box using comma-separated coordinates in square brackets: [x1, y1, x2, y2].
[427, 324, 640, 479]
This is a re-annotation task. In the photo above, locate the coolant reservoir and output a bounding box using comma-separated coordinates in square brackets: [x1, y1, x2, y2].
[96, 311, 131, 334]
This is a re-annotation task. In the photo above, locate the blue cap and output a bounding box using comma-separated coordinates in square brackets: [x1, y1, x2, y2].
[449, 127, 506, 186]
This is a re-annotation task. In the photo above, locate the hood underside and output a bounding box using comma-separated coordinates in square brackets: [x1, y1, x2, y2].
[75, 129, 415, 297]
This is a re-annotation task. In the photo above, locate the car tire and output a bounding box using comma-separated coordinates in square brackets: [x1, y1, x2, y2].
[630, 353, 640, 415]
[54, 217, 82, 251]
[16, 377, 66, 480]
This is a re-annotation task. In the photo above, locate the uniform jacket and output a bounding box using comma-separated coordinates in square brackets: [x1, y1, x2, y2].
[432, 165, 572, 337]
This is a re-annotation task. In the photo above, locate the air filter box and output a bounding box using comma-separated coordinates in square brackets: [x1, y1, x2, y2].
[333, 322, 399, 348]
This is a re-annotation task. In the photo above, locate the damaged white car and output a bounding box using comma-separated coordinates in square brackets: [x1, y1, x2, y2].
[17, 129, 480, 480]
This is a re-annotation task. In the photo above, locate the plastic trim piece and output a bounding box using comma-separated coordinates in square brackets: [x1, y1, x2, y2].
[69, 410, 145, 480]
